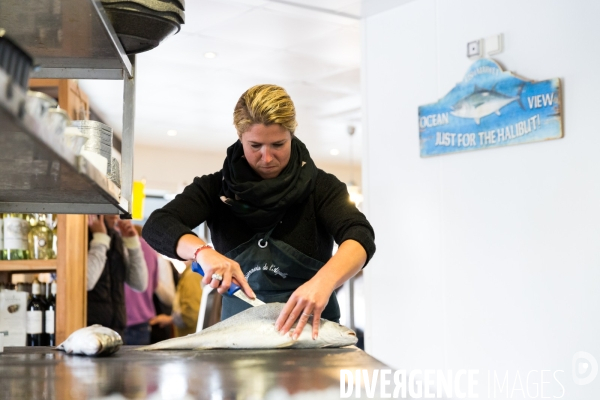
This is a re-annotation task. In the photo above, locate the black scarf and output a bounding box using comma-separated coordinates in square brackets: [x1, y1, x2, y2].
[221, 136, 317, 232]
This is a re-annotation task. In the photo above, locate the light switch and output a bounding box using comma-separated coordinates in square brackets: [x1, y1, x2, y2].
[467, 39, 483, 59]
[486, 34, 503, 55]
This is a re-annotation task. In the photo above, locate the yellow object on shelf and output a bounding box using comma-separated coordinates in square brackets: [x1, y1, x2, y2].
[132, 181, 146, 220]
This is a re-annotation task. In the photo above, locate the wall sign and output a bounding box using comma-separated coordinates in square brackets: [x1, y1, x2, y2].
[418, 59, 562, 157]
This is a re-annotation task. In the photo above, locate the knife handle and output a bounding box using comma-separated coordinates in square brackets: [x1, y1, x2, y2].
[191, 261, 240, 296]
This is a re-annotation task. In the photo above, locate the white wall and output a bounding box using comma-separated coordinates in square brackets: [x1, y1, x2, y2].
[364, 0, 600, 398]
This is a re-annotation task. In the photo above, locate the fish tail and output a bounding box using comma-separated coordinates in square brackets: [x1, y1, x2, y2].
[135, 343, 166, 351]
[135, 340, 177, 351]
[516, 83, 526, 110]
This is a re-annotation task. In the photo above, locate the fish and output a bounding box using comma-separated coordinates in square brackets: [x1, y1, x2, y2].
[137, 303, 358, 350]
[57, 325, 123, 356]
[451, 84, 525, 124]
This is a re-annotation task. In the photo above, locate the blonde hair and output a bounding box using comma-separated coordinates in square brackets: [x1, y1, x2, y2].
[233, 84, 297, 137]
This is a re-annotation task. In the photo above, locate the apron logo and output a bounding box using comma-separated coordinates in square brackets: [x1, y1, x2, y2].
[245, 263, 288, 280]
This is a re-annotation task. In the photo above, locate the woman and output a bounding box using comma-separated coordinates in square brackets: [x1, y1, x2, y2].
[87, 215, 148, 337]
[142, 84, 375, 341]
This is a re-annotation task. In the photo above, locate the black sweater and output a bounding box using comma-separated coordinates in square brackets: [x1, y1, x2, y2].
[142, 169, 376, 267]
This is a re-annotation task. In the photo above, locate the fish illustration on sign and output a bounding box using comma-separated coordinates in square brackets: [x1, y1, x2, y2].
[418, 58, 562, 157]
[451, 84, 525, 125]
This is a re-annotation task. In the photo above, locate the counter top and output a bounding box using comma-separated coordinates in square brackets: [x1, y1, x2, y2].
[0, 346, 389, 399]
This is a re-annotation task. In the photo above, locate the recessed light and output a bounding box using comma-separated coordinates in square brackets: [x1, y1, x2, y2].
[204, 52, 217, 59]
[167, 130, 177, 136]
[330, 149, 339, 156]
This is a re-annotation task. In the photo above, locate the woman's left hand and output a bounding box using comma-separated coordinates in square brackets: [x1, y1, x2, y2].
[274, 278, 335, 341]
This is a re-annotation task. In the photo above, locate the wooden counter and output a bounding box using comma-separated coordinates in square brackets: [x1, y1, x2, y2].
[0, 346, 390, 399]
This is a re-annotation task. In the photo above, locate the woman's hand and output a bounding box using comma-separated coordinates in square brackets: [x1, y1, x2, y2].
[196, 249, 256, 299]
[88, 215, 107, 234]
[149, 314, 173, 328]
[117, 219, 137, 237]
[274, 278, 335, 341]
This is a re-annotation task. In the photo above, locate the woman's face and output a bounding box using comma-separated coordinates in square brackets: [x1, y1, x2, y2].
[241, 123, 292, 179]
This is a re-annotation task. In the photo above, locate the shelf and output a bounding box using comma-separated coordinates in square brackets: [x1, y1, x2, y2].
[0, 67, 128, 214]
[0, 0, 131, 79]
[0, 259, 57, 272]
[0, 0, 136, 215]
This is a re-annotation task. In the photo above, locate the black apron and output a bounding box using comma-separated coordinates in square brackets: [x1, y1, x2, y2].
[221, 228, 340, 323]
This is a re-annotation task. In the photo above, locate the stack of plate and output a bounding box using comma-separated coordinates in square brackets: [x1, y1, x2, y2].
[109, 157, 121, 188]
[72, 120, 113, 173]
[101, 0, 185, 54]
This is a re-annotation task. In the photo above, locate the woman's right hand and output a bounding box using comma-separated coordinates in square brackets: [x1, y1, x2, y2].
[196, 249, 256, 299]
[88, 215, 107, 234]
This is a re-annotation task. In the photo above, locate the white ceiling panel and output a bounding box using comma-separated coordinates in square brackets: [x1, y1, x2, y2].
[181, 0, 254, 33]
[199, 8, 341, 50]
[139, 33, 277, 69]
[336, 2, 363, 15]
[275, 0, 360, 11]
[231, 50, 347, 81]
[80, 0, 365, 166]
[287, 26, 361, 67]
[263, 2, 360, 25]
[314, 68, 361, 93]
[284, 83, 351, 107]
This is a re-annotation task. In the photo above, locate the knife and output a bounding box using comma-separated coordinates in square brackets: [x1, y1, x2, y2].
[191, 261, 266, 307]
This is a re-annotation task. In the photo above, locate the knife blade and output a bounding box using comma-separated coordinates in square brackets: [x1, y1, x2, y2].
[191, 261, 266, 307]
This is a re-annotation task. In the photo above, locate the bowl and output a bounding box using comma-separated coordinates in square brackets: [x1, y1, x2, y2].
[47, 108, 71, 137]
[101, 0, 185, 23]
[62, 127, 90, 154]
[25, 91, 58, 119]
[103, 8, 180, 54]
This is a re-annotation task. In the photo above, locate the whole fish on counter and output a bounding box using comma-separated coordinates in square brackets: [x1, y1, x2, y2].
[57, 325, 123, 356]
[138, 303, 357, 350]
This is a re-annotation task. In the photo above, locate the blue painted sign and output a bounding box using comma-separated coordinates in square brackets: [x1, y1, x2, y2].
[419, 59, 562, 157]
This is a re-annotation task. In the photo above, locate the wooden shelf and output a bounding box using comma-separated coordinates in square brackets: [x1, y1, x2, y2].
[0, 259, 58, 272]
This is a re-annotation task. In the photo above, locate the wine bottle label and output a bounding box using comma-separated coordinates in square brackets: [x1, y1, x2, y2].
[4, 217, 28, 250]
[0, 220, 3, 250]
[45, 310, 55, 334]
[32, 283, 41, 295]
[51, 282, 57, 296]
[26, 310, 43, 334]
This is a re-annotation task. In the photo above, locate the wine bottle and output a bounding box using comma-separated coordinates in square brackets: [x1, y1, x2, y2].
[26, 279, 45, 346]
[0, 214, 4, 260]
[28, 214, 53, 260]
[45, 280, 56, 346]
[4, 213, 30, 260]
[49, 214, 58, 259]
[27, 213, 39, 228]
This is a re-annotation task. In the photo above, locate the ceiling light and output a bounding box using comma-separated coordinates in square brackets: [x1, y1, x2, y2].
[204, 52, 217, 59]
[167, 130, 177, 136]
[330, 149, 339, 156]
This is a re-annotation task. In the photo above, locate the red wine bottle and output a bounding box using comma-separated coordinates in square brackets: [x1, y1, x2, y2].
[26, 279, 45, 346]
[45, 280, 56, 346]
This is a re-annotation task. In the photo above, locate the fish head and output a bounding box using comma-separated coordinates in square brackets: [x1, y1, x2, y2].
[451, 99, 471, 118]
[318, 321, 358, 346]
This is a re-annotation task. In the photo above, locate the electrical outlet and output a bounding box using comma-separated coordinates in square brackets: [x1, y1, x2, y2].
[467, 39, 483, 59]
[486, 34, 503, 55]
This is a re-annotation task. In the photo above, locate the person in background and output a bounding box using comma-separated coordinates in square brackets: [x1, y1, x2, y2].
[87, 215, 148, 337]
[122, 225, 161, 345]
[151, 257, 178, 343]
[150, 260, 202, 337]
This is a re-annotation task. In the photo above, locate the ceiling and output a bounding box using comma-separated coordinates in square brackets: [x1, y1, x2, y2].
[79, 0, 376, 165]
